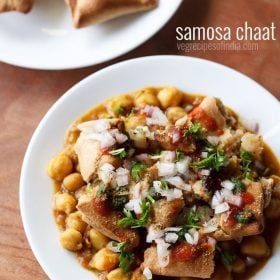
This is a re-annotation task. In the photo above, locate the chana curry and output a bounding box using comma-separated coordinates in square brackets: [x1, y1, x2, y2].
[48, 86, 280, 280]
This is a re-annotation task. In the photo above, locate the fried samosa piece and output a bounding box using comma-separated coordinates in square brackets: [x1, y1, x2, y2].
[0, 0, 34, 13]
[65, 0, 158, 28]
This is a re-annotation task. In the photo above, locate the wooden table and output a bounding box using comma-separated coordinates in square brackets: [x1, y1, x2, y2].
[0, 1, 279, 279]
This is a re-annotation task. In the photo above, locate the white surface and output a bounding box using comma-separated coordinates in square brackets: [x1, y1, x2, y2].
[0, 0, 182, 70]
[20, 56, 280, 280]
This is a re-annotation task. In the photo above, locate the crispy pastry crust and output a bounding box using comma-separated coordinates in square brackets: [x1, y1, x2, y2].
[65, 0, 158, 28]
[142, 245, 215, 278]
[0, 0, 34, 13]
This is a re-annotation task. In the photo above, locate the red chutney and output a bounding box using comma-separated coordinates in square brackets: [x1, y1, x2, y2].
[240, 192, 255, 206]
[93, 196, 110, 216]
[224, 205, 241, 227]
[170, 243, 198, 262]
[189, 107, 217, 131]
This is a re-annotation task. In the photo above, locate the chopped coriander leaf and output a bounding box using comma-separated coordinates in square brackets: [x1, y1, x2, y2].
[240, 150, 252, 179]
[221, 250, 236, 266]
[115, 106, 125, 115]
[184, 122, 203, 139]
[111, 242, 134, 273]
[131, 161, 147, 181]
[96, 183, 106, 196]
[178, 209, 202, 237]
[148, 186, 161, 201]
[160, 181, 169, 190]
[190, 150, 228, 171]
[176, 148, 185, 162]
[111, 195, 129, 210]
[109, 148, 128, 159]
[118, 197, 153, 228]
[127, 107, 137, 118]
[136, 127, 145, 134]
[231, 178, 246, 193]
[235, 210, 256, 224]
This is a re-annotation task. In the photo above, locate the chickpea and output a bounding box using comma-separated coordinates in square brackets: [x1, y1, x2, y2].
[166, 106, 186, 123]
[265, 198, 280, 219]
[131, 268, 147, 280]
[89, 228, 110, 250]
[89, 248, 119, 271]
[59, 228, 83, 251]
[240, 236, 270, 258]
[108, 95, 134, 115]
[55, 193, 76, 214]
[107, 268, 130, 280]
[134, 88, 160, 107]
[157, 87, 183, 109]
[231, 256, 246, 273]
[66, 211, 87, 233]
[63, 173, 85, 192]
[125, 114, 146, 131]
[48, 153, 73, 181]
[63, 145, 78, 164]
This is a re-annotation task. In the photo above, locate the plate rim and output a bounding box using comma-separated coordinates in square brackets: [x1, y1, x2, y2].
[0, 1, 182, 70]
[19, 55, 280, 280]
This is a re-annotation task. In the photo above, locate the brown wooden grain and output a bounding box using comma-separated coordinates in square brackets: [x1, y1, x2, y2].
[0, 0, 279, 279]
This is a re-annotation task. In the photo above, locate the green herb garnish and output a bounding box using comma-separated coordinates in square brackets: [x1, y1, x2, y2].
[96, 183, 106, 196]
[115, 106, 125, 116]
[109, 148, 128, 159]
[136, 127, 145, 134]
[176, 148, 185, 162]
[184, 122, 203, 139]
[111, 242, 134, 273]
[240, 150, 252, 179]
[118, 197, 153, 228]
[190, 150, 228, 171]
[178, 209, 202, 237]
[235, 210, 256, 224]
[131, 161, 147, 181]
[231, 178, 246, 194]
[221, 250, 236, 266]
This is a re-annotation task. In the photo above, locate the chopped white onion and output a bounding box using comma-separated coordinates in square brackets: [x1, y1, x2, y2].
[175, 157, 191, 174]
[133, 182, 141, 199]
[207, 237, 217, 247]
[114, 132, 128, 144]
[245, 256, 257, 266]
[99, 163, 115, 184]
[153, 181, 183, 201]
[175, 115, 188, 126]
[155, 238, 170, 268]
[160, 151, 176, 163]
[136, 153, 150, 163]
[107, 241, 120, 253]
[165, 176, 191, 191]
[146, 226, 164, 243]
[221, 180, 235, 190]
[214, 202, 230, 214]
[163, 227, 182, 233]
[172, 130, 181, 143]
[201, 218, 219, 234]
[87, 131, 116, 148]
[185, 229, 199, 245]
[222, 188, 242, 207]
[165, 232, 178, 244]
[211, 191, 224, 209]
[125, 199, 142, 215]
[143, 268, 153, 280]
[201, 169, 210, 176]
[143, 106, 169, 126]
[156, 162, 176, 177]
[207, 135, 219, 146]
[116, 167, 129, 187]
[201, 152, 208, 158]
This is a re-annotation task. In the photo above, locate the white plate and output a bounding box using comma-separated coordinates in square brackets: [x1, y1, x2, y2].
[20, 56, 280, 280]
[0, 0, 182, 70]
